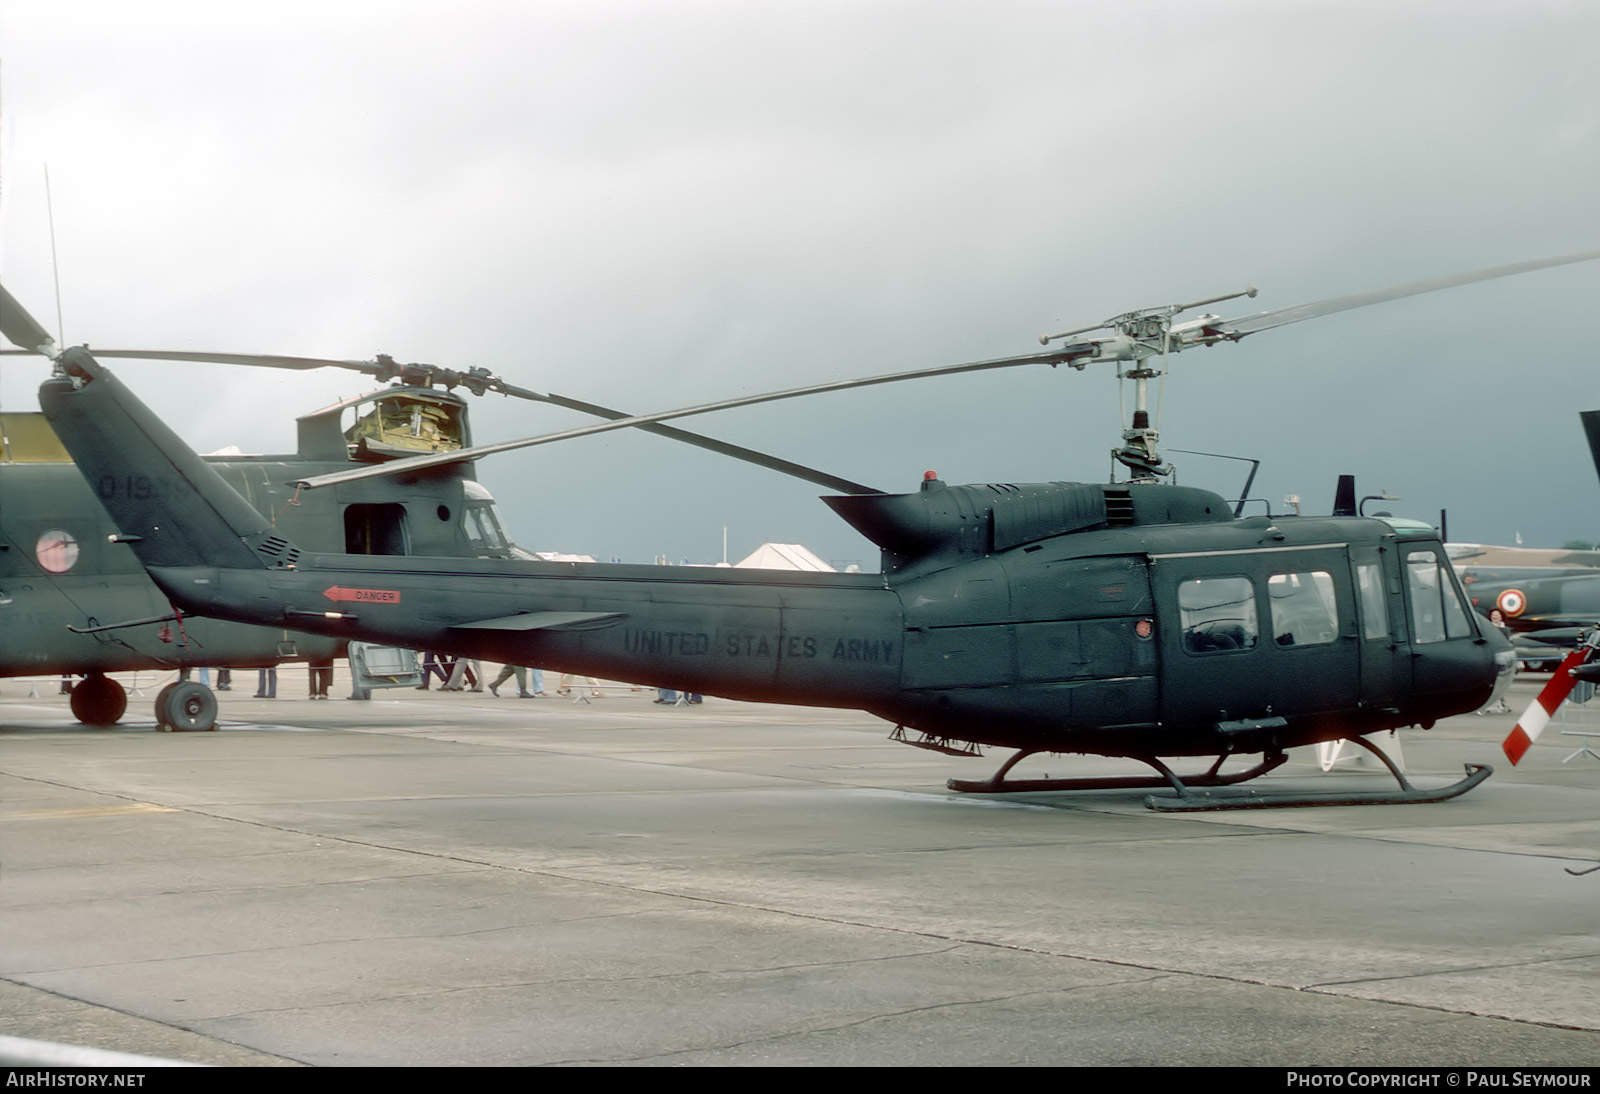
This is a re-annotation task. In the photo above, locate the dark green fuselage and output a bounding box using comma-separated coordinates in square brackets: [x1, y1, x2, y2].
[142, 507, 1497, 756]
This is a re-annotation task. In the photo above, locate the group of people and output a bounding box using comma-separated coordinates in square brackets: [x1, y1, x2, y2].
[415, 654, 617, 701]
[415, 653, 700, 706]
[177, 665, 291, 699]
[416, 652, 489, 692]
[165, 655, 699, 706]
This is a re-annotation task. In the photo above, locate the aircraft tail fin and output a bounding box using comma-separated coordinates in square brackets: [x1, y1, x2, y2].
[39, 349, 289, 571]
[1581, 411, 1600, 489]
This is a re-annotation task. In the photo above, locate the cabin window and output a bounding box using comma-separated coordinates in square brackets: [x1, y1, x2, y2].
[1355, 562, 1389, 641]
[1268, 570, 1338, 647]
[1179, 576, 1257, 654]
[344, 503, 409, 556]
[1405, 549, 1475, 643]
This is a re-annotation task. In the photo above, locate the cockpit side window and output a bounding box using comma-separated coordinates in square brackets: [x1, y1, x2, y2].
[1179, 576, 1257, 654]
[1268, 570, 1338, 647]
[463, 501, 510, 557]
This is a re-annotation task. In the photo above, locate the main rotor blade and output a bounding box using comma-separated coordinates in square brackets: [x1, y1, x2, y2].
[297, 344, 1091, 490]
[1217, 248, 1600, 338]
[0, 282, 57, 355]
[0, 347, 553, 402]
[0, 330, 883, 492]
[543, 393, 882, 495]
[66, 348, 394, 373]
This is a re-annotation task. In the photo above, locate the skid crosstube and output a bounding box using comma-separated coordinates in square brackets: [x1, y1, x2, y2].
[948, 735, 1493, 812]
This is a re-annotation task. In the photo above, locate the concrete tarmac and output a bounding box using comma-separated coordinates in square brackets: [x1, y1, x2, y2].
[2, 674, 1598, 1067]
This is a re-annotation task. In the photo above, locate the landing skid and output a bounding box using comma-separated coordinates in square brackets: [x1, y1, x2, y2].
[947, 736, 1493, 811]
[947, 750, 1288, 795]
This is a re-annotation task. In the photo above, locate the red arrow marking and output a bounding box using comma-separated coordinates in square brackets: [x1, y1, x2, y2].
[322, 585, 401, 604]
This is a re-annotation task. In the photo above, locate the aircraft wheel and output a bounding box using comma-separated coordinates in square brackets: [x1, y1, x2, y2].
[156, 681, 218, 732]
[69, 674, 128, 726]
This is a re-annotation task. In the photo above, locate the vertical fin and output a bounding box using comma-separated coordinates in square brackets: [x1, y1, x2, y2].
[1581, 411, 1600, 488]
[39, 349, 282, 570]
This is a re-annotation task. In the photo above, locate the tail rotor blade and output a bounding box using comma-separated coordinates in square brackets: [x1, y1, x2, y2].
[1503, 632, 1600, 764]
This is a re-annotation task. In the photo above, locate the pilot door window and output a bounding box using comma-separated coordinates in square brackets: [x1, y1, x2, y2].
[1268, 570, 1338, 647]
[1179, 576, 1258, 654]
[1404, 549, 1475, 644]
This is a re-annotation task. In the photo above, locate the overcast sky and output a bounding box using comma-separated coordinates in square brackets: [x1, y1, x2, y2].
[2, 0, 1597, 567]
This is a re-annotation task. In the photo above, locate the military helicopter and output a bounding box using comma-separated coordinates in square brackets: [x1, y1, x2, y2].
[25, 250, 1599, 808]
[0, 341, 523, 727]
[0, 283, 868, 731]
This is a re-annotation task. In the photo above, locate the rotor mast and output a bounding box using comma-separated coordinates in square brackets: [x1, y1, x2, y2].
[1042, 286, 1257, 482]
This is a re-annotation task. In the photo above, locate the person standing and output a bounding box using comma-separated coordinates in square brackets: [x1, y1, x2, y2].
[308, 661, 332, 700]
[489, 663, 532, 698]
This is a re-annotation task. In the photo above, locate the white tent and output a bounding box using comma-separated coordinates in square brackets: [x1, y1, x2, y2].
[734, 543, 835, 572]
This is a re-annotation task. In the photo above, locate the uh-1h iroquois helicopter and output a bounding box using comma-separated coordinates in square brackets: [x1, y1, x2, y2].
[20, 249, 1600, 809]
[0, 282, 880, 732]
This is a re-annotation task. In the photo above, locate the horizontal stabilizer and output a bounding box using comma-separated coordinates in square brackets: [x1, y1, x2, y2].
[449, 610, 627, 632]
